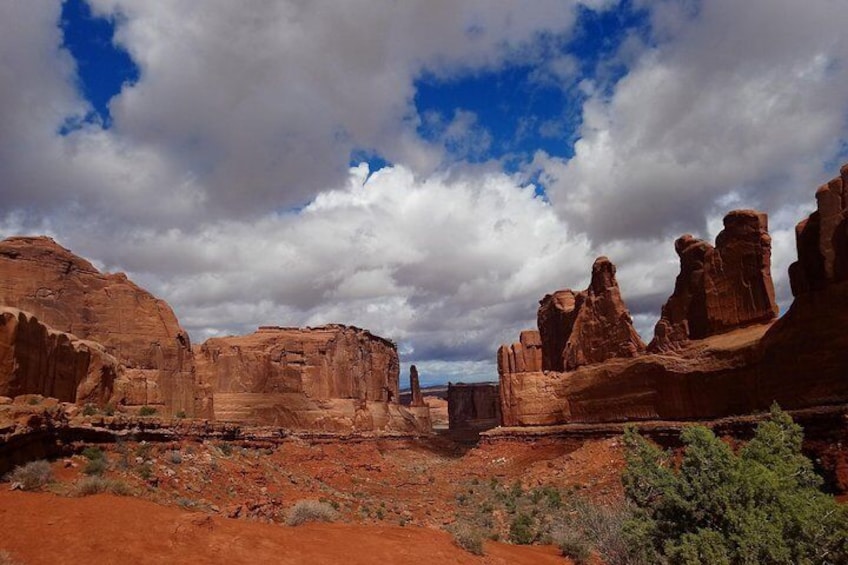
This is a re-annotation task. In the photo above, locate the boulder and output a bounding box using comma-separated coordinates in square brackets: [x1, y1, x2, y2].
[0, 236, 209, 417]
[649, 210, 778, 352]
[195, 325, 429, 432]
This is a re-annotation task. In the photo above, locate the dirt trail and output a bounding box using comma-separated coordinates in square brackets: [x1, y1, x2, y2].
[0, 491, 568, 565]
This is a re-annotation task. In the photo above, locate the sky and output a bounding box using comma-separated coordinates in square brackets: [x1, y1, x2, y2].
[1, 1, 847, 388]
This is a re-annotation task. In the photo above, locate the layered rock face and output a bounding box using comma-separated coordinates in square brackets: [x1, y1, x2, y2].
[499, 257, 645, 425]
[789, 165, 848, 295]
[195, 325, 429, 432]
[0, 236, 210, 418]
[497, 331, 542, 376]
[649, 210, 778, 352]
[447, 382, 501, 432]
[758, 165, 848, 406]
[498, 166, 848, 427]
[534, 257, 645, 372]
[0, 308, 119, 405]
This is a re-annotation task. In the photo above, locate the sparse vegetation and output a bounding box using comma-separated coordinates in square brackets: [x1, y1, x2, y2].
[450, 522, 485, 555]
[73, 476, 132, 497]
[82, 447, 107, 476]
[558, 530, 592, 565]
[449, 476, 574, 547]
[509, 513, 535, 544]
[553, 497, 633, 565]
[82, 404, 98, 416]
[137, 462, 154, 481]
[175, 410, 187, 419]
[5, 460, 53, 491]
[138, 405, 157, 416]
[285, 500, 339, 526]
[166, 450, 183, 464]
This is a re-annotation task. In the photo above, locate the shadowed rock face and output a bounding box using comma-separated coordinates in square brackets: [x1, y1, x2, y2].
[789, 165, 848, 295]
[0, 308, 119, 405]
[537, 291, 579, 372]
[448, 382, 501, 432]
[195, 325, 430, 432]
[0, 237, 210, 418]
[649, 210, 778, 352]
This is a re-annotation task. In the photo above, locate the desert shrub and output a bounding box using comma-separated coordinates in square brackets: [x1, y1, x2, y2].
[167, 450, 183, 464]
[175, 410, 187, 419]
[27, 396, 40, 405]
[558, 529, 592, 565]
[622, 404, 848, 564]
[73, 476, 132, 497]
[82, 449, 107, 476]
[509, 513, 535, 545]
[217, 442, 233, 456]
[450, 476, 572, 547]
[451, 522, 485, 555]
[138, 405, 157, 416]
[82, 446, 104, 461]
[286, 500, 339, 526]
[82, 404, 98, 416]
[137, 462, 153, 481]
[103, 403, 115, 416]
[5, 460, 53, 491]
[552, 497, 637, 565]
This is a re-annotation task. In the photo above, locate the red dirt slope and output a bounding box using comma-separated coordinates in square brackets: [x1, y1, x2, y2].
[0, 491, 566, 565]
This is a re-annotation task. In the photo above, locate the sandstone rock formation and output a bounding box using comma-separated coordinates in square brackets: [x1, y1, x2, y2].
[0, 308, 119, 405]
[195, 325, 429, 432]
[447, 382, 501, 432]
[409, 365, 424, 407]
[535, 257, 645, 372]
[649, 210, 778, 352]
[498, 165, 848, 427]
[789, 165, 848, 295]
[0, 236, 210, 418]
[499, 257, 645, 425]
[497, 330, 542, 376]
[500, 258, 643, 395]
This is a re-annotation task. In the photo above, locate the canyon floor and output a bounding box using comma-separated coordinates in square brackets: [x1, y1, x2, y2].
[0, 421, 628, 564]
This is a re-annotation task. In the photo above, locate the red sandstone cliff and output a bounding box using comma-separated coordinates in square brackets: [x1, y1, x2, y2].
[650, 210, 778, 352]
[0, 308, 119, 405]
[0, 236, 210, 418]
[195, 325, 430, 432]
[498, 166, 848, 427]
[533, 257, 645, 373]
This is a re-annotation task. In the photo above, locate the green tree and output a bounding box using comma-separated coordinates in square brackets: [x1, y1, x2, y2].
[622, 404, 848, 564]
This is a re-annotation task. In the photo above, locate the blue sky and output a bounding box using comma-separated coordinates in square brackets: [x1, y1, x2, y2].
[60, 0, 650, 178]
[3, 1, 848, 387]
